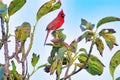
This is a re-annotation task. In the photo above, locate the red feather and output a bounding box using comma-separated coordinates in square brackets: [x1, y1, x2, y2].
[44, 9, 65, 45]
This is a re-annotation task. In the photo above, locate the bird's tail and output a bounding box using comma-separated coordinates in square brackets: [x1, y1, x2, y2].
[44, 30, 50, 45]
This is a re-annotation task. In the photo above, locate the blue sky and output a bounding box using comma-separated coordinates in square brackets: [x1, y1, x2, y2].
[1, 0, 120, 80]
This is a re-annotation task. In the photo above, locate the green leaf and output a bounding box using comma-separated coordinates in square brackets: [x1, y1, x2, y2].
[99, 29, 116, 36]
[79, 48, 87, 54]
[80, 19, 95, 31]
[109, 50, 120, 80]
[97, 16, 120, 28]
[58, 47, 67, 59]
[99, 29, 118, 50]
[50, 59, 58, 74]
[95, 38, 104, 56]
[87, 59, 104, 75]
[78, 54, 104, 75]
[0, 66, 4, 80]
[36, 0, 53, 21]
[69, 40, 77, 52]
[104, 34, 117, 50]
[51, 0, 61, 11]
[52, 29, 66, 41]
[36, 0, 61, 21]
[116, 77, 120, 80]
[11, 61, 16, 71]
[75, 63, 84, 67]
[15, 22, 31, 42]
[57, 60, 62, 76]
[48, 56, 54, 64]
[31, 53, 40, 67]
[8, 71, 22, 80]
[81, 18, 87, 26]
[0, 2, 7, 15]
[8, 0, 26, 16]
[51, 47, 59, 57]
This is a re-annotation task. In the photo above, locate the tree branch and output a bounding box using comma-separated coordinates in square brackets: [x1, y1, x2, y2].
[0, 16, 9, 80]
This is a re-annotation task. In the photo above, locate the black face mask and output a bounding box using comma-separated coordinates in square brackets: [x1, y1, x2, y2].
[61, 14, 65, 18]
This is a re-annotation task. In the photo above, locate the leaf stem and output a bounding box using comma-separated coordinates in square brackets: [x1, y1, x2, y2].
[21, 42, 25, 80]
[22, 61, 25, 80]
[6, 20, 9, 40]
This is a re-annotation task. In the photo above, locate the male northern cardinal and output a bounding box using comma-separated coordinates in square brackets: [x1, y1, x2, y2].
[44, 9, 65, 45]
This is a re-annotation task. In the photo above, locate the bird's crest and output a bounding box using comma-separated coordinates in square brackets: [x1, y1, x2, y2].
[58, 9, 65, 18]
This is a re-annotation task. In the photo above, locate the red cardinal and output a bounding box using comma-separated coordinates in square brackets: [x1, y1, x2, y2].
[44, 9, 65, 45]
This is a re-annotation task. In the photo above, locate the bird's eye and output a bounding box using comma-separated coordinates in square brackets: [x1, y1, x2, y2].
[61, 14, 65, 18]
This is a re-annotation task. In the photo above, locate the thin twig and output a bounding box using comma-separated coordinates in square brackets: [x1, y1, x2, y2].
[21, 42, 25, 80]
[22, 62, 25, 80]
[6, 19, 9, 39]
[14, 39, 20, 62]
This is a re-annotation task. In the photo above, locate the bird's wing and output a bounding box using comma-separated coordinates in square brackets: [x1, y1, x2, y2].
[46, 18, 60, 30]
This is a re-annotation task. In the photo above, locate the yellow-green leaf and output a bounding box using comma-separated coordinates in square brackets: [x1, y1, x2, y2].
[50, 59, 58, 74]
[104, 34, 117, 50]
[36, 0, 61, 21]
[75, 63, 84, 67]
[78, 54, 104, 75]
[97, 16, 120, 28]
[52, 0, 61, 11]
[79, 48, 87, 54]
[15, 22, 31, 42]
[78, 53, 87, 63]
[80, 19, 95, 31]
[8, 0, 26, 16]
[31, 53, 40, 67]
[109, 50, 120, 80]
[57, 60, 62, 76]
[8, 71, 22, 80]
[69, 40, 77, 52]
[99, 29, 116, 36]
[116, 77, 120, 80]
[52, 29, 66, 41]
[87, 58, 104, 75]
[99, 29, 118, 50]
[95, 38, 104, 56]
[11, 61, 16, 71]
